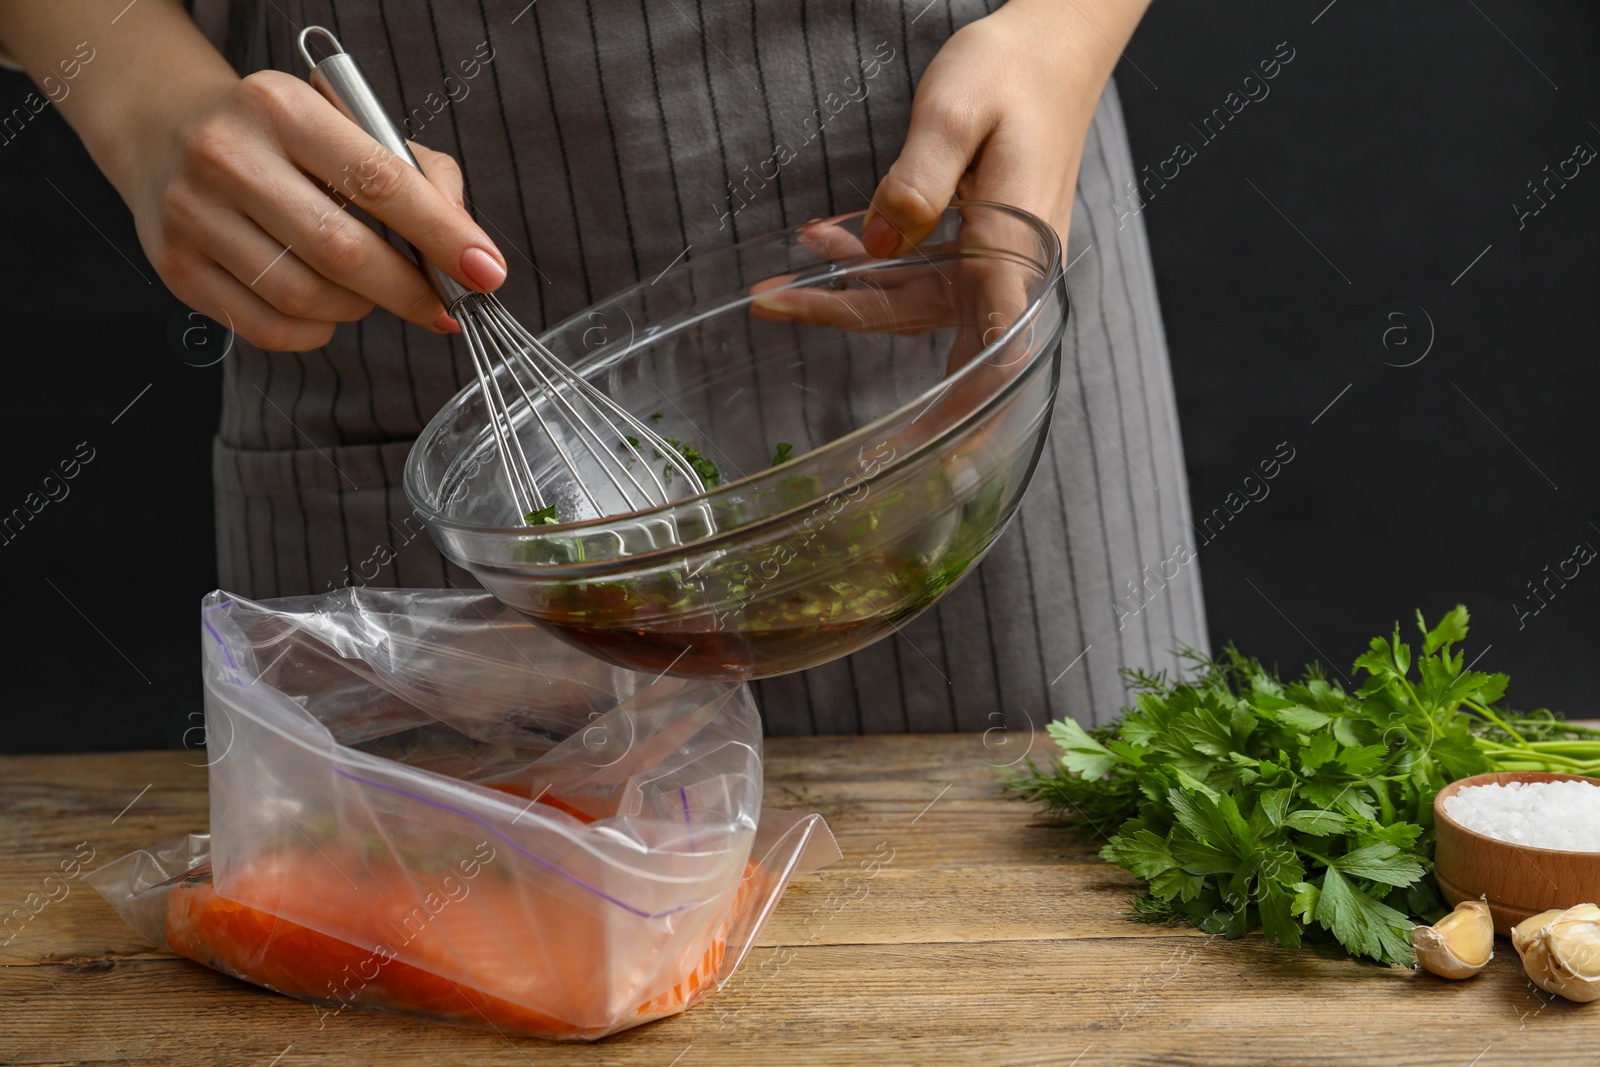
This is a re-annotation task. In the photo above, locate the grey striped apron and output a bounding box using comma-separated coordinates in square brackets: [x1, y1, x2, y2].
[214, 0, 1208, 733]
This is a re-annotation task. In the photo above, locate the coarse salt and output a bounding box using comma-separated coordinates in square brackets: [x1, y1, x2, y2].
[1443, 779, 1600, 852]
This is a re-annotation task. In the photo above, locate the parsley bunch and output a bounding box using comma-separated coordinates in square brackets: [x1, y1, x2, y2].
[1006, 607, 1595, 966]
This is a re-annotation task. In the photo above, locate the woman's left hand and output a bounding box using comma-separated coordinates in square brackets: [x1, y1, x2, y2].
[748, 0, 1148, 357]
[861, 0, 1150, 257]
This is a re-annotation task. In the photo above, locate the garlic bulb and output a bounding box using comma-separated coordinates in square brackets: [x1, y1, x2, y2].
[1511, 903, 1600, 1003]
[1412, 899, 1494, 979]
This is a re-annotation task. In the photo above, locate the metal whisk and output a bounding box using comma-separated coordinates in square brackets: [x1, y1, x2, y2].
[299, 27, 707, 527]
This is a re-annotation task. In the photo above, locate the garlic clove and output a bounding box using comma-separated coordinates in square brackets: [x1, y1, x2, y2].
[1512, 902, 1600, 1004]
[1512, 908, 1570, 955]
[1553, 902, 1600, 927]
[1412, 899, 1494, 979]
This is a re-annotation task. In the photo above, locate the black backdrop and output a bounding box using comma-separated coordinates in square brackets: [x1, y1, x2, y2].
[3, 1, 1596, 752]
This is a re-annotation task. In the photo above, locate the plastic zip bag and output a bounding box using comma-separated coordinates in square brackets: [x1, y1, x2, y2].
[89, 589, 838, 1040]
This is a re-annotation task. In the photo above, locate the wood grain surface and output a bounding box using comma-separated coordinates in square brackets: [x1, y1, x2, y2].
[3, 736, 1597, 1066]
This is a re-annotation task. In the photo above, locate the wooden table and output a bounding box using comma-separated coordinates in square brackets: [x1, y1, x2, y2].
[3, 736, 1596, 1066]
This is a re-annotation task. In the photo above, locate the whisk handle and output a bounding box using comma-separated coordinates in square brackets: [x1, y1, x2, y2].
[296, 26, 473, 311]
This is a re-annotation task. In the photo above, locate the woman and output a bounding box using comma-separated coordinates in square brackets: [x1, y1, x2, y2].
[0, 0, 1206, 733]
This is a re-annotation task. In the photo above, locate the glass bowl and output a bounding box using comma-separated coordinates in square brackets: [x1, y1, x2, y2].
[405, 202, 1069, 680]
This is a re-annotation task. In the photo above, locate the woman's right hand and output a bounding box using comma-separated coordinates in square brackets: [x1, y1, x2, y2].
[125, 69, 506, 351]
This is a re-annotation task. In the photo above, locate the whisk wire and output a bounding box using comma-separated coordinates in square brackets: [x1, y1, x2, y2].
[479, 318, 606, 517]
[461, 310, 539, 518]
[485, 298, 708, 495]
[480, 302, 654, 515]
[459, 294, 717, 536]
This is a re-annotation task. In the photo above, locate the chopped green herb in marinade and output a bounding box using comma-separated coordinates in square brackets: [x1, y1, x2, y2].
[662, 438, 720, 487]
[616, 431, 722, 488]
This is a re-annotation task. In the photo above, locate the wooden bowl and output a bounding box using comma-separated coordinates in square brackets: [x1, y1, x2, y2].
[1434, 771, 1600, 936]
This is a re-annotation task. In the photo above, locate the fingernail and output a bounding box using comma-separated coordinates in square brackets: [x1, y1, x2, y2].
[751, 290, 804, 319]
[460, 246, 506, 291]
[863, 215, 899, 258]
[433, 310, 461, 333]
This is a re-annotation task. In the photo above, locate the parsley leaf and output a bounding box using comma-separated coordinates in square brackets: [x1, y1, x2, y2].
[1325, 842, 1425, 887]
[1311, 868, 1414, 964]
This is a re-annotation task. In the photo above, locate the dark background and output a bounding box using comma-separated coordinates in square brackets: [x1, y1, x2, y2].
[3, 0, 1596, 752]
